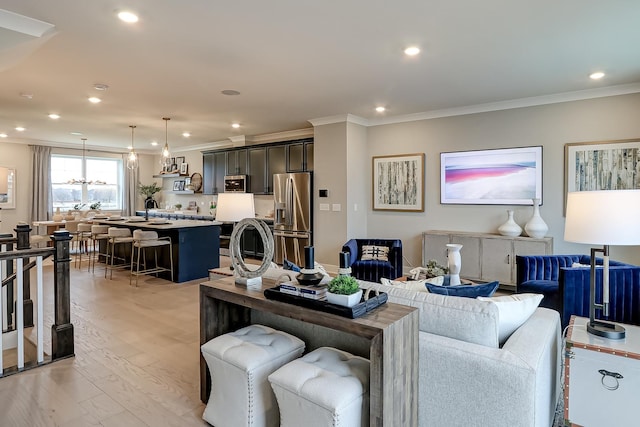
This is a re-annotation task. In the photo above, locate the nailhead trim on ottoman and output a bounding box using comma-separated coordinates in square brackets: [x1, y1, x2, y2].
[201, 324, 305, 427]
[268, 347, 370, 427]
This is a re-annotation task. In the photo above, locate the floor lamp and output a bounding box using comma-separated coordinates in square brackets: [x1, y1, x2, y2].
[564, 190, 640, 339]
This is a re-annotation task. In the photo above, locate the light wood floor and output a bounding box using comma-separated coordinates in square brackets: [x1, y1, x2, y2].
[0, 256, 229, 427]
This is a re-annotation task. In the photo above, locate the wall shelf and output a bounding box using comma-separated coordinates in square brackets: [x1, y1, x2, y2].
[170, 190, 195, 194]
[153, 173, 185, 178]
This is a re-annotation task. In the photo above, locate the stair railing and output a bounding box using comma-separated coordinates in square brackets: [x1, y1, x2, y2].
[0, 225, 74, 376]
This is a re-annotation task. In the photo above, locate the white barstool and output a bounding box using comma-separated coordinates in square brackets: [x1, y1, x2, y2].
[104, 227, 134, 279]
[201, 324, 305, 427]
[75, 223, 93, 269]
[129, 230, 174, 286]
[90, 224, 109, 273]
[268, 347, 371, 427]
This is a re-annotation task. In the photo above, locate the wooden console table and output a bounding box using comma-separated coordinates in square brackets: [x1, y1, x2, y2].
[200, 277, 419, 426]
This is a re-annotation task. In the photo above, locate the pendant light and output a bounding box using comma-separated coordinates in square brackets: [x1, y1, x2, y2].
[161, 117, 172, 169]
[127, 125, 139, 170]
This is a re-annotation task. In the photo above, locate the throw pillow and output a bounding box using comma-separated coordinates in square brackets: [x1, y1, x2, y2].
[478, 293, 543, 344]
[381, 277, 443, 292]
[360, 245, 389, 261]
[425, 281, 499, 298]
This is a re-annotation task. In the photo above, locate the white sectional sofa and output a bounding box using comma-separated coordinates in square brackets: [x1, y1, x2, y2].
[357, 280, 562, 427]
[258, 267, 561, 426]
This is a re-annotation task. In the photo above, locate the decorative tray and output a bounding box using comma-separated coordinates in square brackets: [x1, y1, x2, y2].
[264, 286, 388, 319]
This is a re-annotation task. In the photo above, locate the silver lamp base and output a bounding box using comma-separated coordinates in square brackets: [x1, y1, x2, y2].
[587, 320, 626, 340]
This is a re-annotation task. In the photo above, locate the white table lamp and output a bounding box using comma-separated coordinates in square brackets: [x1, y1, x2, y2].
[564, 190, 640, 339]
[215, 193, 274, 288]
[215, 193, 255, 223]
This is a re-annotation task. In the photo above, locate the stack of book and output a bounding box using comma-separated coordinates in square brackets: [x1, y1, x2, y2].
[279, 282, 327, 300]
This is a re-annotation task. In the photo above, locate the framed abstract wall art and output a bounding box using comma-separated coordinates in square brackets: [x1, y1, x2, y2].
[440, 146, 543, 205]
[372, 153, 425, 212]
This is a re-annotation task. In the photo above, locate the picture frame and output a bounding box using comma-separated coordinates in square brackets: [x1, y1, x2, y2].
[440, 146, 543, 205]
[180, 163, 188, 175]
[0, 166, 16, 209]
[564, 138, 640, 209]
[372, 153, 425, 212]
[175, 156, 185, 166]
[173, 180, 185, 191]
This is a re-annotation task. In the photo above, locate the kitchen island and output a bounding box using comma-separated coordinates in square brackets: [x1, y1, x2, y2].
[95, 218, 221, 283]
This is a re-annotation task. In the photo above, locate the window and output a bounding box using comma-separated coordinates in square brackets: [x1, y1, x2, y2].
[51, 155, 123, 210]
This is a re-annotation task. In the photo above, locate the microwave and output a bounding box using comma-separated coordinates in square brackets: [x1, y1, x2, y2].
[224, 175, 248, 192]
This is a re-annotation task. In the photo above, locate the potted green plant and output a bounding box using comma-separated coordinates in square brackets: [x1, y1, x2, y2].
[139, 182, 162, 209]
[326, 275, 362, 307]
[89, 201, 101, 210]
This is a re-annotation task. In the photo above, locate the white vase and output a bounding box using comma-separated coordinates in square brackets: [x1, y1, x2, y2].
[498, 210, 522, 237]
[446, 244, 463, 286]
[326, 290, 363, 307]
[524, 198, 548, 238]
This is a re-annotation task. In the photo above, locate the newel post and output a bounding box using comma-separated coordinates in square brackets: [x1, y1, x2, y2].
[14, 223, 34, 327]
[51, 229, 74, 360]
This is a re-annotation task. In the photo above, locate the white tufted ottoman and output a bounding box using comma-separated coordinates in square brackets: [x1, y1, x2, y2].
[201, 324, 305, 427]
[268, 347, 370, 427]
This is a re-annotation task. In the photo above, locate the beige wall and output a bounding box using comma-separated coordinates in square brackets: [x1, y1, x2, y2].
[0, 142, 31, 234]
[314, 93, 640, 269]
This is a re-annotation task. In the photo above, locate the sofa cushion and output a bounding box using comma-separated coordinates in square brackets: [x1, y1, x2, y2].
[478, 293, 543, 344]
[358, 281, 500, 347]
[425, 281, 499, 298]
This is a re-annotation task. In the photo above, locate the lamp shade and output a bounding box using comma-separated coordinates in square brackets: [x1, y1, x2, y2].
[215, 193, 255, 222]
[564, 190, 640, 245]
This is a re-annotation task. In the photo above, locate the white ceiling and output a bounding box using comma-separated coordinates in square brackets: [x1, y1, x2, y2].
[1, 1, 639, 154]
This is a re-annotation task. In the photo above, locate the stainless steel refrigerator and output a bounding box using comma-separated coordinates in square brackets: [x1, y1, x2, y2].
[273, 172, 312, 266]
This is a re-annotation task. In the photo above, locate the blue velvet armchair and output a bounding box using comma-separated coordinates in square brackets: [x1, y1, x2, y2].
[516, 254, 640, 327]
[342, 239, 403, 283]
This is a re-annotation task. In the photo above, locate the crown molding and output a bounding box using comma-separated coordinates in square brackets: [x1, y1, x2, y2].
[308, 114, 369, 127]
[249, 127, 313, 144]
[368, 83, 640, 126]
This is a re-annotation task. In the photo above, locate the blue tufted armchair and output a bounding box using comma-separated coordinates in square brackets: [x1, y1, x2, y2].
[516, 254, 640, 327]
[341, 239, 403, 283]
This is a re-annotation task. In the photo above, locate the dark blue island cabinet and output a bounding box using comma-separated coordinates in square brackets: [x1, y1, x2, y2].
[95, 219, 221, 283]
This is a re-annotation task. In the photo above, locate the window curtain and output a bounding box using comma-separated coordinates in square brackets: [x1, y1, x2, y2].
[29, 145, 52, 223]
[122, 154, 139, 216]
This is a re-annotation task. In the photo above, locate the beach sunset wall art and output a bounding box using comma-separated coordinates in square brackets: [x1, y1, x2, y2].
[441, 146, 543, 205]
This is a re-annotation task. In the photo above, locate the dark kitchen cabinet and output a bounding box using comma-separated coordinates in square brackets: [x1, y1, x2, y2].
[287, 140, 314, 172]
[203, 137, 312, 195]
[226, 150, 247, 175]
[203, 152, 227, 195]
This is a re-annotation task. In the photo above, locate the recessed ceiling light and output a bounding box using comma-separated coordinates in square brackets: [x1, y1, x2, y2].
[70, 131, 83, 136]
[15, 126, 25, 132]
[590, 71, 605, 80]
[404, 46, 420, 56]
[182, 132, 191, 137]
[150, 141, 158, 146]
[231, 123, 240, 129]
[118, 11, 139, 23]
[88, 97, 101, 104]
[93, 83, 109, 91]
[221, 89, 241, 96]
[48, 113, 60, 119]
[375, 106, 386, 113]
[126, 145, 133, 150]
[0, 133, 7, 138]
